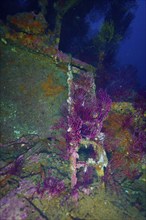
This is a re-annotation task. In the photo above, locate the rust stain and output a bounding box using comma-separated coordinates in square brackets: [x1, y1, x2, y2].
[0, 174, 11, 186]
[41, 75, 65, 96]
[19, 84, 27, 93]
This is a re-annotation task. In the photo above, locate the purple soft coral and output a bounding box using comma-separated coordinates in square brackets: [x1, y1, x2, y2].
[0, 155, 24, 176]
[37, 176, 65, 197]
[96, 89, 112, 123]
[50, 70, 112, 197]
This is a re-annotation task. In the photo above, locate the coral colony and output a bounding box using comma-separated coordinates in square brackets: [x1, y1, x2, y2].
[66, 62, 112, 200]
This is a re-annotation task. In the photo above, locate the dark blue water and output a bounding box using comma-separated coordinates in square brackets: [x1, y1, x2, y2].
[117, 0, 146, 88]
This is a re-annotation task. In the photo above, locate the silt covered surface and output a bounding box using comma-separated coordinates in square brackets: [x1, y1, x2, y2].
[0, 41, 67, 143]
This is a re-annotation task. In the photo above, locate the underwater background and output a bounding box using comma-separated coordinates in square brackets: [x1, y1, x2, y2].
[0, 0, 146, 219]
